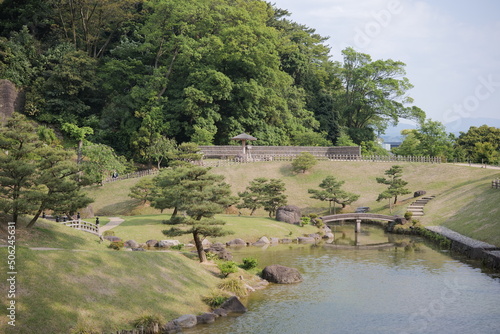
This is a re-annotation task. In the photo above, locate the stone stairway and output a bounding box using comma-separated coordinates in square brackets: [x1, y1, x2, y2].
[406, 195, 435, 217]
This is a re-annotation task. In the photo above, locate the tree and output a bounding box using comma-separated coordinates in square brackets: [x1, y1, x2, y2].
[261, 179, 287, 217]
[161, 166, 237, 262]
[308, 176, 359, 214]
[237, 177, 269, 215]
[144, 136, 177, 169]
[61, 122, 94, 164]
[0, 114, 92, 226]
[376, 165, 410, 212]
[291, 152, 317, 173]
[334, 47, 425, 143]
[80, 143, 128, 185]
[128, 178, 155, 205]
[0, 114, 42, 224]
[456, 125, 500, 163]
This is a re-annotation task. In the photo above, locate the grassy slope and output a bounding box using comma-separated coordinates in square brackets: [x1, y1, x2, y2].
[3, 161, 499, 333]
[0, 247, 220, 334]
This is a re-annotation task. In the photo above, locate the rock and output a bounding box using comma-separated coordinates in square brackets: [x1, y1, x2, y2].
[414, 190, 426, 197]
[145, 239, 158, 247]
[321, 225, 332, 233]
[212, 308, 228, 317]
[252, 236, 270, 246]
[226, 238, 247, 246]
[308, 233, 321, 240]
[297, 236, 316, 243]
[206, 243, 233, 261]
[276, 205, 302, 224]
[158, 240, 181, 248]
[280, 238, 293, 244]
[132, 248, 145, 251]
[270, 237, 279, 244]
[323, 233, 335, 239]
[124, 240, 139, 248]
[202, 238, 212, 247]
[172, 314, 197, 328]
[220, 296, 247, 313]
[162, 321, 182, 334]
[104, 236, 121, 242]
[262, 264, 303, 284]
[196, 313, 217, 324]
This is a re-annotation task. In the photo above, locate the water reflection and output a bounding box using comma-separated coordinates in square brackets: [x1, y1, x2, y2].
[184, 226, 500, 334]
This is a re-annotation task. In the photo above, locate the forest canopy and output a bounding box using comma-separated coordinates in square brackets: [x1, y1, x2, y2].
[0, 0, 424, 161]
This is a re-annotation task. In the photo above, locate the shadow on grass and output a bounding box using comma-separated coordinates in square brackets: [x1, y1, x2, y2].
[97, 199, 142, 216]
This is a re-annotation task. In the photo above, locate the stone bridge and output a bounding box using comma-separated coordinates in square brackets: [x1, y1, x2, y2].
[320, 213, 404, 233]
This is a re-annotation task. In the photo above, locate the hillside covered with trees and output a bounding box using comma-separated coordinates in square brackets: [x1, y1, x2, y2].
[0, 0, 425, 158]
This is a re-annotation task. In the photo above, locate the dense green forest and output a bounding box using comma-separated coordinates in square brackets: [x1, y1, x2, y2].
[0, 0, 425, 157]
[1, 0, 498, 165]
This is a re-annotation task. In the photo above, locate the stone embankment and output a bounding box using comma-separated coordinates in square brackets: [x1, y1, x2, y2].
[426, 226, 500, 270]
[407, 195, 435, 217]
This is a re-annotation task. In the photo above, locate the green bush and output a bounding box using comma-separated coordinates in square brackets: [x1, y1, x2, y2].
[108, 241, 124, 250]
[131, 314, 162, 334]
[300, 216, 311, 226]
[202, 290, 230, 308]
[240, 257, 258, 270]
[218, 278, 247, 297]
[170, 243, 184, 250]
[404, 211, 413, 220]
[102, 230, 115, 236]
[291, 152, 317, 173]
[217, 261, 239, 277]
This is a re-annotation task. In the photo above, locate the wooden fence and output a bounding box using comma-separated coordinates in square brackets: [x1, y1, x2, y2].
[493, 179, 500, 189]
[200, 154, 442, 168]
[103, 169, 159, 184]
[59, 220, 100, 235]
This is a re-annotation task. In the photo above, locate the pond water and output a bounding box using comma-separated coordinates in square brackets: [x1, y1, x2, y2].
[184, 225, 500, 334]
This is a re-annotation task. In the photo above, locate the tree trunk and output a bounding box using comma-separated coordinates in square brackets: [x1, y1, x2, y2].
[27, 208, 43, 228]
[172, 206, 178, 218]
[192, 231, 207, 263]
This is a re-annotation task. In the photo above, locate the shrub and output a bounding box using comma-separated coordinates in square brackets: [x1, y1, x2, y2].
[240, 257, 258, 270]
[218, 278, 247, 297]
[404, 211, 413, 220]
[131, 314, 162, 334]
[291, 152, 317, 173]
[217, 261, 239, 277]
[202, 290, 230, 308]
[69, 326, 99, 334]
[170, 243, 184, 251]
[108, 241, 124, 250]
[300, 216, 311, 226]
[102, 230, 115, 236]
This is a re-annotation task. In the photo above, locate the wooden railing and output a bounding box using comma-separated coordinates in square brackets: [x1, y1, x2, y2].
[59, 220, 100, 235]
[200, 154, 441, 167]
[102, 169, 159, 184]
[493, 179, 500, 189]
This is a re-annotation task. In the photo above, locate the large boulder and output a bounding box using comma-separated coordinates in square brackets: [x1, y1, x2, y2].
[162, 321, 182, 334]
[145, 239, 158, 247]
[196, 312, 217, 324]
[262, 265, 303, 284]
[220, 296, 247, 313]
[206, 243, 232, 260]
[414, 190, 426, 197]
[104, 236, 121, 242]
[252, 236, 270, 246]
[124, 240, 139, 248]
[297, 236, 316, 243]
[276, 205, 301, 224]
[172, 314, 197, 328]
[157, 240, 181, 248]
[226, 238, 247, 247]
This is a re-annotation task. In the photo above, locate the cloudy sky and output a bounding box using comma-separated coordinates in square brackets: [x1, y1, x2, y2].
[271, 0, 500, 130]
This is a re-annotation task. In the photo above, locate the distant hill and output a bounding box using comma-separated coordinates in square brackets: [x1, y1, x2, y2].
[381, 117, 500, 142]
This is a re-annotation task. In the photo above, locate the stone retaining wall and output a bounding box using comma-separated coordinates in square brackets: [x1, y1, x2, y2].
[425, 226, 500, 270]
[199, 145, 361, 158]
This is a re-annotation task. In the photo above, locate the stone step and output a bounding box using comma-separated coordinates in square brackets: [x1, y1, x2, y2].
[411, 212, 424, 216]
[407, 209, 424, 213]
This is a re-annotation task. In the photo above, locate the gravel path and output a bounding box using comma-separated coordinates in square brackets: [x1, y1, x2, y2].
[99, 217, 125, 233]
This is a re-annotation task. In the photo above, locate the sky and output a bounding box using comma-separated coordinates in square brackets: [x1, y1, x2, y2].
[270, 0, 500, 131]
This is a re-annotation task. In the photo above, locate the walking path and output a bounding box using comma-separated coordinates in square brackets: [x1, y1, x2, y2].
[99, 217, 125, 233]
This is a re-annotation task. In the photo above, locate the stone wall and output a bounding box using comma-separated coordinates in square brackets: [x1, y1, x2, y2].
[199, 145, 361, 158]
[0, 79, 24, 122]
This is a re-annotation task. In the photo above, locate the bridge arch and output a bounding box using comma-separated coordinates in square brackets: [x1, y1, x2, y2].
[320, 213, 404, 233]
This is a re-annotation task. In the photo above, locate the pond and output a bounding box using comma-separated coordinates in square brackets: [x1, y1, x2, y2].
[184, 225, 500, 334]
